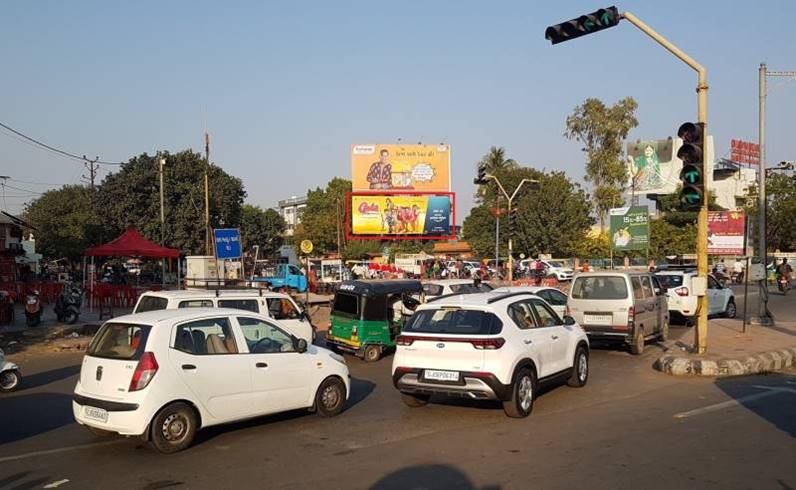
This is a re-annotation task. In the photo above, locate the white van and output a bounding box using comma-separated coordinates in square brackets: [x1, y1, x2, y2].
[133, 290, 315, 343]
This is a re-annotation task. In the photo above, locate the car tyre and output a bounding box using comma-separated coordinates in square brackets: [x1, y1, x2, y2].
[362, 344, 381, 363]
[400, 392, 430, 408]
[723, 299, 737, 319]
[315, 376, 346, 417]
[567, 347, 589, 388]
[0, 369, 21, 392]
[502, 368, 536, 418]
[149, 402, 198, 454]
[630, 327, 645, 355]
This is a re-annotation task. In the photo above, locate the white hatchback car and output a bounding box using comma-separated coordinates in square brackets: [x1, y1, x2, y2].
[73, 308, 349, 453]
[655, 271, 736, 321]
[422, 279, 494, 299]
[392, 291, 589, 418]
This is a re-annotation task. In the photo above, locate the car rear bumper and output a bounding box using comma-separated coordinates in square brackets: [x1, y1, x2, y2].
[582, 326, 631, 342]
[73, 391, 150, 436]
[393, 368, 512, 401]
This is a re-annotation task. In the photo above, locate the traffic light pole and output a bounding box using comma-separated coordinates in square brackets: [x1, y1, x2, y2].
[487, 176, 538, 283]
[621, 12, 710, 353]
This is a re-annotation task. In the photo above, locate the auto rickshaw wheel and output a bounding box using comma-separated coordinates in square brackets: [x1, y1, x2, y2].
[362, 344, 381, 362]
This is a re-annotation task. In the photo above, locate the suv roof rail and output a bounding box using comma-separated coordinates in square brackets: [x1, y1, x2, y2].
[486, 291, 537, 304]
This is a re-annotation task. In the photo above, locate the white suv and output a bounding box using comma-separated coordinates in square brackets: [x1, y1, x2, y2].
[73, 308, 349, 453]
[391, 292, 589, 418]
[655, 271, 736, 321]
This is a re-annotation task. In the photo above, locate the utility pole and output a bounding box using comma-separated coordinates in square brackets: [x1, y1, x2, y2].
[487, 177, 538, 283]
[335, 196, 342, 256]
[204, 133, 212, 256]
[495, 194, 500, 277]
[752, 64, 796, 325]
[83, 155, 100, 190]
[159, 154, 167, 286]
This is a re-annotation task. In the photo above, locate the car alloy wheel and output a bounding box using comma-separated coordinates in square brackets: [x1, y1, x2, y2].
[0, 370, 20, 392]
[725, 301, 737, 318]
[518, 375, 533, 412]
[577, 352, 588, 383]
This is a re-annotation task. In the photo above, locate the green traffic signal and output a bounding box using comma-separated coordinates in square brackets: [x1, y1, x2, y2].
[677, 121, 706, 209]
[545, 6, 620, 44]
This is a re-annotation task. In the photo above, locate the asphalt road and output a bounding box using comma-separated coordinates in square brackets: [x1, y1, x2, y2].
[1, 321, 795, 490]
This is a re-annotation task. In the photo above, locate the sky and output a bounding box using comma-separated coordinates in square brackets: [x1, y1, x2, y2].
[2, 0, 795, 220]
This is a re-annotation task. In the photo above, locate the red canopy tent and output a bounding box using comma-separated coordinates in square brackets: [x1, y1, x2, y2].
[85, 227, 180, 258]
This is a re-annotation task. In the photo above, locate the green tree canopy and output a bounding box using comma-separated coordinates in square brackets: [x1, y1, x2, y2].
[564, 97, 638, 231]
[293, 177, 351, 255]
[745, 173, 796, 252]
[240, 204, 286, 257]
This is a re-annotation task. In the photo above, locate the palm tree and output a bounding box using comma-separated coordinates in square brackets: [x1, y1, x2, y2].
[481, 146, 517, 173]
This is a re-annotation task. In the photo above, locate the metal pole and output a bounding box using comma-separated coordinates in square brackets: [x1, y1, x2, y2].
[507, 198, 513, 283]
[495, 194, 500, 280]
[742, 256, 750, 333]
[204, 133, 212, 256]
[754, 63, 773, 324]
[159, 155, 166, 287]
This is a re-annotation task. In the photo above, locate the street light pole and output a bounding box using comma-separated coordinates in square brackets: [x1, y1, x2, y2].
[486, 176, 539, 283]
[159, 155, 166, 286]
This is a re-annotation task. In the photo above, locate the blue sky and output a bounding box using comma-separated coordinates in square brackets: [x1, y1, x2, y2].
[2, 0, 794, 219]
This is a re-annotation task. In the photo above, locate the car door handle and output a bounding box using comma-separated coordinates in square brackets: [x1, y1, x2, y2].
[523, 339, 533, 344]
[256, 362, 268, 368]
[181, 364, 196, 370]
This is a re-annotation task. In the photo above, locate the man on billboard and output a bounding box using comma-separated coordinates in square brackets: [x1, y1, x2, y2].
[367, 148, 392, 190]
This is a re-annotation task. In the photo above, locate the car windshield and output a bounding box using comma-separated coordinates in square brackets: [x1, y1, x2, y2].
[449, 283, 494, 294]
[655, 274, 684, 288]
[88, 323, 151, 360]
[404, 308, 503, 335]
[548, 261, 565, 268]
[571, 276, 629, 300]
[134, 296, 168, 313]
[332, 292, 359, 318]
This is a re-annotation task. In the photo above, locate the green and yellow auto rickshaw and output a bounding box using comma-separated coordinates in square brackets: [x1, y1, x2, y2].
[325, 280, 423, 362]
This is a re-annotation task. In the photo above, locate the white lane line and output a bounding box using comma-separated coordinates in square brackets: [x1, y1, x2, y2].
[0, 439, 125, 464]
[673, 385, 796, 419]
[43, 479, 70, 488]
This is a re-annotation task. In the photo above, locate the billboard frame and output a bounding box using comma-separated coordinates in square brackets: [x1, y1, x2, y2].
[345, 191, 456, 241]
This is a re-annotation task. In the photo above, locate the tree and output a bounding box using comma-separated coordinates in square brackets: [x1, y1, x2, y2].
[475, 146, 517, 201]
[564, 97, 639, 231]
[745, 173, 796, 252]
[293, 178, 351, 255]
[23, 185, 104, 261]
[96, 150, 245, 254]
[240, 204, 286, 257]
[649, 218, 697, 259]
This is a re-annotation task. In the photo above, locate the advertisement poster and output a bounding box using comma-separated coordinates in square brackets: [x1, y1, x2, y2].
[626, 136, 714, 195]
[708, 211, 746, 255]
[349, 193, 453, 238]
[213, 228, 242, 259]
[351, 144, 451, 192]
[609, 206, 649, 252]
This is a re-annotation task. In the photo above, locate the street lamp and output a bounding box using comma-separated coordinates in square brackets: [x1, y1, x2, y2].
[159, 155, 166, 286]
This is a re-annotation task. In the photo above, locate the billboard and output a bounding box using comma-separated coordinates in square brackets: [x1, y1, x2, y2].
[708, 211, 746, 255]
[351, 144, 451, 192]
[347, 192, 455, 240]
[730, 139, 759, 165]
[609, 206, 649, 252]
[214, 228, 242, 259]
[626, 136, 714, 195]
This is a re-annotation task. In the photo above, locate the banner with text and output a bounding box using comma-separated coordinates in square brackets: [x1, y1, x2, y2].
[351, 144, 451, 192]
[708, 211, 746, 255]
[609, 206, 650, 252]
[348, 193, 454, 240]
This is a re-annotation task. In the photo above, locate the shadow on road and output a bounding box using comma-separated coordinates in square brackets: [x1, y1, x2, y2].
[0, 392, 74, 444]
[715, 373, 796, 438]
[0, 471, 53, 490]
[370, 464, 500, 490]
[17, 364, 80, 391]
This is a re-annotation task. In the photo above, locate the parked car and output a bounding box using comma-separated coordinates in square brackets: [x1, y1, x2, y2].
[422, 279, 494, 299]
[73, 308, 349, 453]
[491, 286, 568, 318]
[519, 260, 575, 281]
[567, 271, 668, 355]
[392, 291, 589, 418]
[655, 271, 736, 322]
[133, 289, 315, 343]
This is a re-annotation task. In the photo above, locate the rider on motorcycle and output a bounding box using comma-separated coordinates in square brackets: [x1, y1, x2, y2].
[776, 258, 792, 290]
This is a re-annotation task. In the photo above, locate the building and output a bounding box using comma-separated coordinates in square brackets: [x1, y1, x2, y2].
[0, 211, 32, 281]
[711, 159, 757, 211]
[277, 195, 307, 236]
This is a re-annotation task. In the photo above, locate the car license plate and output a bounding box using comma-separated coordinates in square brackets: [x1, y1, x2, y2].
[424, 369, 460, 382]
[84, 406, 109, 423]
[585, 314, 612, 325]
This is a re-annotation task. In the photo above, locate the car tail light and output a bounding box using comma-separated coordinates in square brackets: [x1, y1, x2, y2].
[129, 352, 158, 392]
[395, 335, 414, 346]
[627, 306, 635, 323]
[471, 338, 505, 350]
[674, 287, 689, 296]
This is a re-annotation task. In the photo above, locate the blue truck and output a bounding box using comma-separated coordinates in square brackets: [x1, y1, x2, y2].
[253, 263, 308, 292]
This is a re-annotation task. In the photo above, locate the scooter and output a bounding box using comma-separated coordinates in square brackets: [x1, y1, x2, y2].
[24, 290, 42, 327]
[0, 348, 21, 392]
[55, 285, 83, 325]
[778, 275, 790, 295]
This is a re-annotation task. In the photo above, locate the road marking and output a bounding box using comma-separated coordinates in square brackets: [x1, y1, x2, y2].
[0, 440, 125, 463]
[673, 385, 796, 419]
[43, 479, 70, 488]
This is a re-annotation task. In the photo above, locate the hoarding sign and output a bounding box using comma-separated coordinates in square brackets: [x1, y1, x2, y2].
[214, 228, 242, 260]
[626, 136, 714, 195]
[708, 211, 745, 255]
[351, 144, 451, 192]
[609, 205, 649, 252]
[730, 139, 759, 165]
[347, 192, 454, 240]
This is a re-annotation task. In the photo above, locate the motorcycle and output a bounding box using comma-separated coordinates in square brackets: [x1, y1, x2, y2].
[0, 348, 21, 392]
[732, 271, 744, 284]
[24, 290, 42, 327]
[55, 285, 83, 325]
[778, 275, 790, 295]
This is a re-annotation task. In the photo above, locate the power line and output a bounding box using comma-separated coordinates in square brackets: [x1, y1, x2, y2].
[7, 178, 62, 186]
[0, 120, 125, 166]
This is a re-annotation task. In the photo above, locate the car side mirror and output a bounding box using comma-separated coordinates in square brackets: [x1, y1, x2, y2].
[654, 287, 662, 296]
[563, 315, 576, 326]
[296, 338, 308, 353]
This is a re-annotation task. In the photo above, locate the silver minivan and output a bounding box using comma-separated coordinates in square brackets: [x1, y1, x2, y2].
[567, 271, 668, 355]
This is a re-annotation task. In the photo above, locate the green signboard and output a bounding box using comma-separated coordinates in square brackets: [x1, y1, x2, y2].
[609, 206, 649, 252]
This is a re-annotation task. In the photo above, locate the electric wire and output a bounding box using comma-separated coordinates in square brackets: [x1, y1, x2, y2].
[0, 120, 125, 166]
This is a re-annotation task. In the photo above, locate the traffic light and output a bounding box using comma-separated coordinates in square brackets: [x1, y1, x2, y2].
[474, 162, 488, 185]
[545, 6, 620, 45]
[677, 122, 705, 209]
[507, 207, 519, 237]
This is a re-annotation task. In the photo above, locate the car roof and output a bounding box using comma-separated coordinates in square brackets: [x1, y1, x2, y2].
[337, 279, 423, 296]
[418, 291, 541, 310]
[138, 289, 291, 300]
[425, 279, 479, 286]
[655, 270, 696, 276]
[573, 271, 646, 277]
[108, 307, 263, 325]
[491, 286, 554, 293]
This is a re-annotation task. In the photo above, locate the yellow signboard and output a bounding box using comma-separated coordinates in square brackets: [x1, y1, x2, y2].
[351, 144, 451, 192]
[350, 194, 453, 237]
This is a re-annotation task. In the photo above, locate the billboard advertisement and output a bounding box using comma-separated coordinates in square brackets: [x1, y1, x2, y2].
[626, 136, 714, 196]
[730, 139, 760, 165]
[708, 211, 746, 255]
[609, 205, 649, 252]
[347, 192, 455, 240]
[351, 144, 451, 192]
